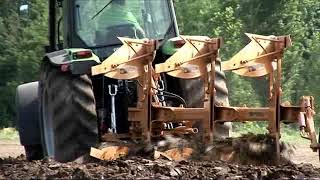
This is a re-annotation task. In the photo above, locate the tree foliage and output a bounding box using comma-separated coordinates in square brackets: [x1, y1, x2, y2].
[0, 0, 47, 126]
[175, 0, 320, 125]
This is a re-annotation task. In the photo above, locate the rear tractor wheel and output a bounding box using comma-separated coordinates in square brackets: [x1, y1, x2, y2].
[179, 59, 232, 138]
[39, 61, 98, 162]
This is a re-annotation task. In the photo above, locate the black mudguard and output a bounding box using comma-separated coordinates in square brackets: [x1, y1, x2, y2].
[16, 82, 41, 145]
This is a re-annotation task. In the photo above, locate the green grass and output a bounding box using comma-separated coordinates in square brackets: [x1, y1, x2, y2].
[0, 124, 312, 145]
[232, 122, 310, 145]
[0, 128, 19, 140]
[280, 124, 310, 144]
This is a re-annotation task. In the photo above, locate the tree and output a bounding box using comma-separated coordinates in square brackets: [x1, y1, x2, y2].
[0, 0, 47, 127]
[174, 0, 320, 128]
[175, 0, 261, 106]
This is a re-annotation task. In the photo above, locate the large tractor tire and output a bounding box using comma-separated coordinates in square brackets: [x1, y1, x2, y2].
[180, 59, 231, 138]
[39, 61, 98, 162]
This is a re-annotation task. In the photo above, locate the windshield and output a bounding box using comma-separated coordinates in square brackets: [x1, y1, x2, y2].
[74, 0, 174, 47]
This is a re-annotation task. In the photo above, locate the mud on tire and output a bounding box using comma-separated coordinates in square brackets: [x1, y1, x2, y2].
[39, 61, 98, 162]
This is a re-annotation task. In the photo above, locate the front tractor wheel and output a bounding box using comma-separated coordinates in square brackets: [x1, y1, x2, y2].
[39, 61, 98, 162]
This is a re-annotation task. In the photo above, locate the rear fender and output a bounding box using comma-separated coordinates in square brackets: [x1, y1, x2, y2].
[43, 48, 101, 75]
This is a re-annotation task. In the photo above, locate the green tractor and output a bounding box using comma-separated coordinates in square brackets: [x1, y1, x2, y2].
[16, 0, 230, 162]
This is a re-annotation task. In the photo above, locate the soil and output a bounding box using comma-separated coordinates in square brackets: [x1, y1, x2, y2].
[1, 139, 320, 179]
[0, 140, 24, 158]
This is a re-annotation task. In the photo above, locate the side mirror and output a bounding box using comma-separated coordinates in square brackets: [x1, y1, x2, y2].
[19, 4, 29, 14]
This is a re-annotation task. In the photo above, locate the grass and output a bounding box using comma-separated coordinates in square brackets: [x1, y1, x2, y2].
[0, 128, 19, 140]
[0, 124, 313, 145]
[280, 124, 310, 144]
[232, 122, 310, 145]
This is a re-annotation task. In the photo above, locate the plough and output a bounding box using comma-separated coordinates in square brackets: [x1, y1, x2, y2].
[90, 34, 319, 163]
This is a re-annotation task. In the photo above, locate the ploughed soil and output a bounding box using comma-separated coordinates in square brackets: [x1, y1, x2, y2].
[1, 138, 320, 179]
[1, 155, 320, 179]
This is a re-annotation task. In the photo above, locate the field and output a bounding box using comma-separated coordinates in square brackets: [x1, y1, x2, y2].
[0, 128, 320, 179]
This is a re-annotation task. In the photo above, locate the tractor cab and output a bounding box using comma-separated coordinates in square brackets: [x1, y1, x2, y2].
[58, 0, 179, 58]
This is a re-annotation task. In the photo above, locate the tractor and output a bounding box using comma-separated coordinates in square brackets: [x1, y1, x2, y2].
[16, 0, 231, 162]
